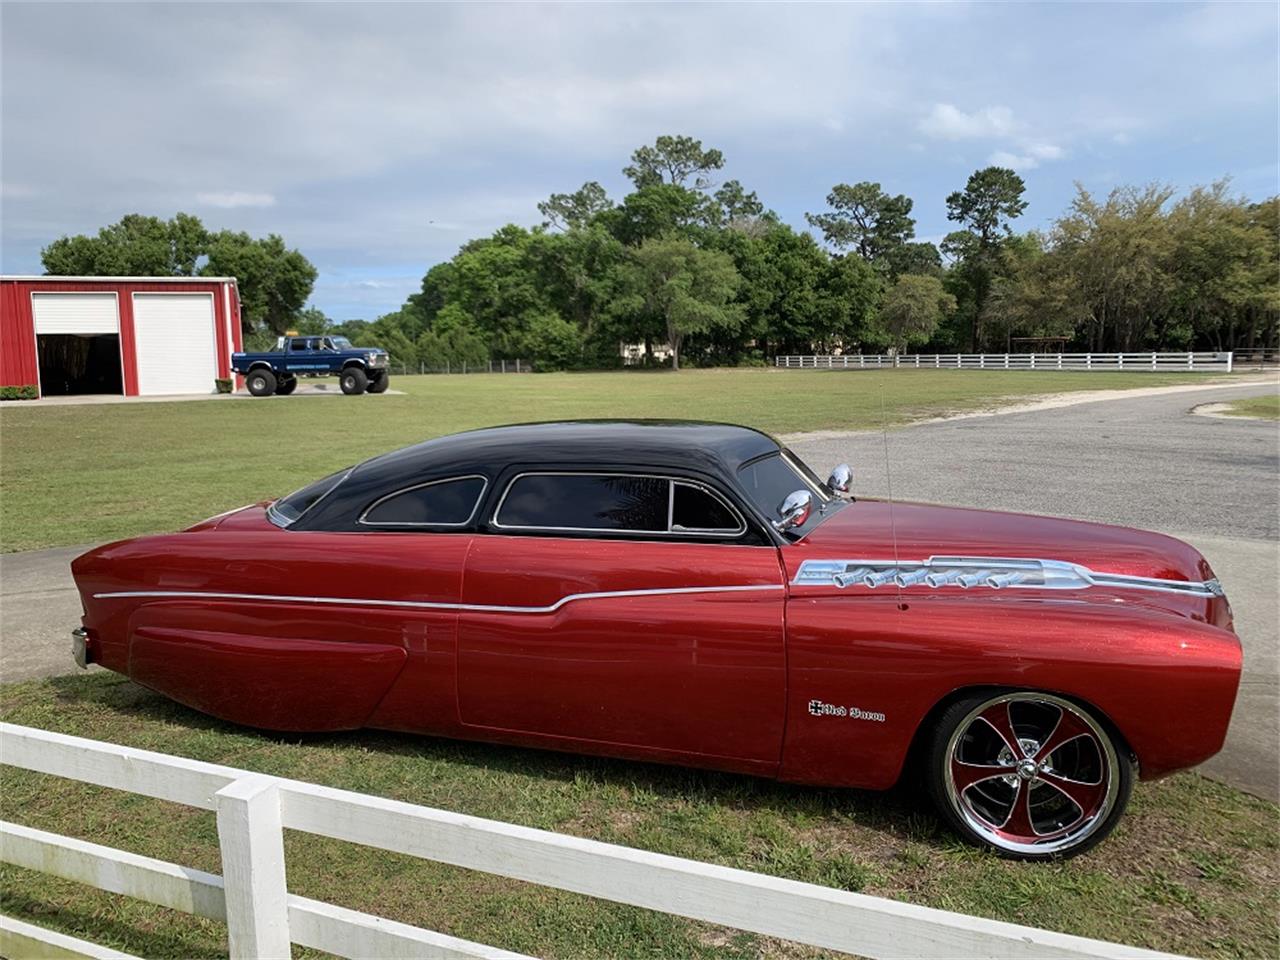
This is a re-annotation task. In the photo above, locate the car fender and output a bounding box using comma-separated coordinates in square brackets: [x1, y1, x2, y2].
[778, 593, 1242, 789]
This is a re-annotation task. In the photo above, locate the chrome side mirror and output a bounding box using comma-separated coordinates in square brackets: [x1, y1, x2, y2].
[828, 463, 852, 497]
[773, 489, 813, 532]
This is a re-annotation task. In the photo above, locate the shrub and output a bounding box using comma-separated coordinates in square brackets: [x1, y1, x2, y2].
[0, 385, 38, 401]
[214, 378, 233, 394]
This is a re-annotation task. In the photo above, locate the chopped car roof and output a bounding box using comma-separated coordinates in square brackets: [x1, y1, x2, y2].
[296, 420, 782, 531]
[356, 420, 780, 482]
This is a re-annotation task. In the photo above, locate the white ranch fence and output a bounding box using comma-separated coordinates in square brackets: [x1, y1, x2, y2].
[0, 723, 1185, 960]
[775, 352, 1234, 372]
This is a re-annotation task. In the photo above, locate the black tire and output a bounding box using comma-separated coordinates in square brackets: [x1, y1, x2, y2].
[367, 372, 390, 394]
[246, 369, 277, 397]
[924, 690, 1133, 860]
[276, 377, 298, 395]
[340, 367, 369, 395]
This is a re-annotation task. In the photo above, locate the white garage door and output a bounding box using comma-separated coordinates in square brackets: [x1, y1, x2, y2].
[32, 293, 119, 333]
[132, 294, 218, 395]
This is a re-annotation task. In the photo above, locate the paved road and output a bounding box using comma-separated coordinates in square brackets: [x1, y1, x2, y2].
[2, 381, 1276, 799]
[789, 381, 1279, 801]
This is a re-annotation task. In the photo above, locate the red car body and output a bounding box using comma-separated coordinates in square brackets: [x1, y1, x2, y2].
[70, 422, 1241, 796]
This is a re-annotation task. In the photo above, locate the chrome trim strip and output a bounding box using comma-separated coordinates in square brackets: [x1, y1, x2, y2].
[792, 556, 1225, 599]
[492, 472, 747, 538]
[93, 583, 783, 614]
[357, 475, 489, 528]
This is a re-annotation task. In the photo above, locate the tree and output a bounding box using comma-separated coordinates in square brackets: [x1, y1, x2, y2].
[203, 231, 317, 336]
[623, 135, 725, 190]
[40, 213, 316, 337]
[611, 236, 741, 370]
[42, 213, 209, 276]
[537, 181, 613, 231]
[875, 275, 956, 355]
[713, 180, 767, 233]
[805, 182, 916, 266]
[944, 167, 1028, 348]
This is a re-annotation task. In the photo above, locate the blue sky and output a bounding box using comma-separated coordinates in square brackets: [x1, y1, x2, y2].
[2, 1, 1276, 320]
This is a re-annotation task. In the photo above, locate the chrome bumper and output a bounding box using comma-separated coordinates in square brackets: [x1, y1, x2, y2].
[72, 627, 89, 669]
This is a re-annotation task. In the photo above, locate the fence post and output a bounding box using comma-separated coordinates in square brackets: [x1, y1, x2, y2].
[1086, 353, 1091, 370]
[215, 775, 290, 960]
[1226, 351, 1233, 373]
[516, 359, 521, 373]
[1030, 354, 1036, 370]
[1118, 354, 1124, 370]
[1057, 354, 1063, 370]
[1151, 353, 1157, 370]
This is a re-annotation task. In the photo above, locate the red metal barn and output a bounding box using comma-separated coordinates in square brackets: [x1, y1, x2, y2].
[0, 276, 242, 399]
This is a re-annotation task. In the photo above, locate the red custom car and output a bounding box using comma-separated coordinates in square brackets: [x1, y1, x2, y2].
[70, 421, 1241, 859]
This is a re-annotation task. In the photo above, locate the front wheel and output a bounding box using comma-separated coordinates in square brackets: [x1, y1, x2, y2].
[340, 367, 368, 395]
[246, 369, 277, 397]
[925, 691, 1133, 860]
[367, 372, 390, 394]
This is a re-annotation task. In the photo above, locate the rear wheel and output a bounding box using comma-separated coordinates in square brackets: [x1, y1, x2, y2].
[340, 367, 368, 395]
[926, 691, 1133, 860]
[276, 376, 298, 395]
[246, 369, 277, 397]
[367, 371, 390, 394]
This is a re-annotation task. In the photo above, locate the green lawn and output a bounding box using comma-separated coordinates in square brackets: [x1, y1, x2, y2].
[0, 369, 1220, 552]
[1, 673, 1276, 959]
[1220, 393, 1280, 420]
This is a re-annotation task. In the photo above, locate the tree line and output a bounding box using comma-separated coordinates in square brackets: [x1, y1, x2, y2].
[41, 135, 1279, 368]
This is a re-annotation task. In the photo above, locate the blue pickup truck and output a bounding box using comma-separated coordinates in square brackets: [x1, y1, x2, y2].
[231, 336, 391, 396]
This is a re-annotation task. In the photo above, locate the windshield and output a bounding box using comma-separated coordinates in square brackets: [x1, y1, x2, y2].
[330, 337, 353, 350]
[737, 450, 832, 538]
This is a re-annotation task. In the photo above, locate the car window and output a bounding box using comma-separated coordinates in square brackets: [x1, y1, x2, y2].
[671, 482, 742, 532]
[268, 468, 350, 528]
[495, 473, 745, 537]
[289, 338, 309, 351]
[498, 474, 668, 531]
[361, 476, 487, 526]
[737, 453, 829, 536]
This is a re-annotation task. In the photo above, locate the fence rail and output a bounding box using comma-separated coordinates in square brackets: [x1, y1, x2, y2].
[775, 352, 1235, 372]
[0, 722, 1185, 960]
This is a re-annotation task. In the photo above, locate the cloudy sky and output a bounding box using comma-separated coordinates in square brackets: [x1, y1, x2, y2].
[2, 2, 1276, 320]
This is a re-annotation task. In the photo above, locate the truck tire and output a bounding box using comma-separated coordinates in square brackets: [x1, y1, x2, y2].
[367, 372, 390, 394]
[246, 369, 277, 397]
[276, 376, 298, 395]
[340, 367, 368, 395]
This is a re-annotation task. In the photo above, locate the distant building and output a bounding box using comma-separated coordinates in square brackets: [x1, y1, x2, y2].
[0, 276, 242, 398]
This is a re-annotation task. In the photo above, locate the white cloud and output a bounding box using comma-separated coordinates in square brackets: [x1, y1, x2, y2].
[196, 191, 276, 209]
[919, 103, 1016, 140]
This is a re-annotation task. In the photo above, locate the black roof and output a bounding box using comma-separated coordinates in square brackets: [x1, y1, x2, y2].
[355, 420, 779, 484]
[298, 420, 782, 532]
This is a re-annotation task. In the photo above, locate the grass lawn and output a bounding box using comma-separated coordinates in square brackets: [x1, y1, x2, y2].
[1220, 393, 1280, 420]
[0, 368, 1222, 552]
[1, 673, 1276, 959]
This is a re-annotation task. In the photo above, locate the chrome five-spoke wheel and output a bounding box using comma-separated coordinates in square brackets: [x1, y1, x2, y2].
[927, 691, 1133, 859]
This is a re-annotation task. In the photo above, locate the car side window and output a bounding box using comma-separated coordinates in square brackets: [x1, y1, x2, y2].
[671, 482, 741, 533]
[494, 473, 745, 537]
[290, 338, 309, 352]
[360, 476, 487, 527]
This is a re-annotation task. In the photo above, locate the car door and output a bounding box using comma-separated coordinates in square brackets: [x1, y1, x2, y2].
[455, 470, 787, 769]
[284, 337, 318, 375]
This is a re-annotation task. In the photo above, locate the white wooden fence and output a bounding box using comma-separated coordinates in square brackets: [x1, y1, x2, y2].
[0, 723, 1186, 960]
[775, 352, 1235, 372]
